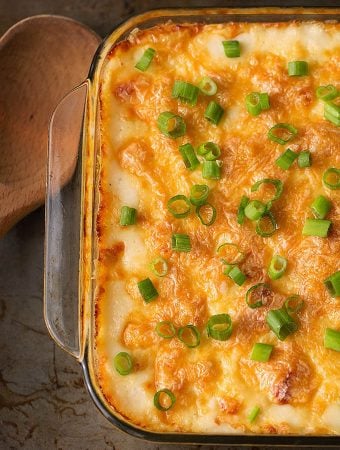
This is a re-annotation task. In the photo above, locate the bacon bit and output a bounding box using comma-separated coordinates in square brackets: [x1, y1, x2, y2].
[98, 242, 125, 263]
[115, 82, 135, 101]
[218, 396, 241, 415]
[272, 370, 292, 404]
[298, 88, 313, 106]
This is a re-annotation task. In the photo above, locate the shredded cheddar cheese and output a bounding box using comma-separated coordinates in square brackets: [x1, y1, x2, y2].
[95, 21, 340, 434]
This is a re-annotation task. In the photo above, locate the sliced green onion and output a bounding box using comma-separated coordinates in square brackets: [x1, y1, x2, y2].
[137, 278, 159, 303]
[275, 148, 298, 170]
[256, 212, 277, 237]
[228, 265, 247, 286]
[246, 283, 271, 309]
[245, 92, 262, 116]
[248, 406, 261, 423]
[302, 218, 331, 238]
[223, 264, 234, 276]
[298, 150, 312, 168]
[198, 76, 217, 96]
[196, 203, 216, 226]
[323, 167, 340, 190]
[179, 143, 200, 171]
[167, 194, 191, 218]
[178, 324, 200, 348]
[251, 178, 283, 209]
[316, 85, 338, 102]
[172, 80, 199, 106]
[190, 184, 210, 206]
[237, 195, 250, 225]
[288, 60, 308, 76]
[311, 195, 331, 219]
[217, 242, 245, 265]
[155, 321, 176, 339]
[120, 206, 137, 226]
[114, 352, 133, 375]
[202, 160, 221, 180]
[266, 307, 298, 341]
[324, 108, 340, 126]
[324, 328, 340, 352]
[268, 123, 298, 145]
[324, 271, 340, 297]
[284, 295, 304, 314]
[135, 48, 155, 71]
[324, 101, 340, 119]
[171, 233, 191, 252]
[244, 200, 266, 221]
[206, 314, 233, 341]
[259, 93, 270, 110]
[268, 255, 287, 280]
[157, 111, 186, 138]
[197, 142, 221, 160]
[204, 101, 224, 125]
[154, 389, 176, 411]
[250, 343, 273, 362]
[150, 257, 168, 277]
[223, 40, 240, 58]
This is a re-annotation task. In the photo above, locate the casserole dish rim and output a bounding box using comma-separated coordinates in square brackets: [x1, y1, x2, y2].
[45, 6, 340, 446]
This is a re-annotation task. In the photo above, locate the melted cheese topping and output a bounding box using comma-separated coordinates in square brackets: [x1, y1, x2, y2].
[95, 21, 340, 434]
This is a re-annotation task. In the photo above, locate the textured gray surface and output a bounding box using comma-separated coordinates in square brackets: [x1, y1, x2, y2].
[0, 0, 335, 449]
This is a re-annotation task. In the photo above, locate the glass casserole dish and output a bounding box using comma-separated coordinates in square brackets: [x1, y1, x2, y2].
[45, 7, 340, 446]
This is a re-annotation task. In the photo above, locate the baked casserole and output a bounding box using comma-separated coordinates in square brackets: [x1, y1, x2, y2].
[94, 20, 340, 435]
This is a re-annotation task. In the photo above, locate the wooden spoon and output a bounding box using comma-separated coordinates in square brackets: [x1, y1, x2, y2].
[0, 15, 101, 237]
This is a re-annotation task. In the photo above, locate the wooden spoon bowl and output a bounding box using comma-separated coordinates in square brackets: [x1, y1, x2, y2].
[0, 15, 101, 237]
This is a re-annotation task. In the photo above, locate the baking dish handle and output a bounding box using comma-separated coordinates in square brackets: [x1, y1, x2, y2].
[44, 81, 89, 360]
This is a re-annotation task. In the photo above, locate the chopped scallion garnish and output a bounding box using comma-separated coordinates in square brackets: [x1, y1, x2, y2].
[268, 123, 298, 145]
[114, 352, 133, 375]
[297, 150, 312, 168]
[197, 142, 221, 160]
[288, 60, 308, 76]
[167, 194, 191, 218]
[245, 92, 262, 116]
[179, 143, 200, 171]
[157, 111, 186, 138]
[316, 85, 338, 102]
[248, 406, 261, 423]
[198, 76, 217, 95]
[178, 324, 200, 348]
[171, 233, 191, 252]
[266, 307, 298, 340]
[204, 101, 224, 125]
[251, 178, 283, 210]
[250, 343, 273, 362]
[190, 184, 210, 206]
[120, 206, 137, 226]
[311, 195, 331, 219]
[324, 328, 340, 352]
[172, 80, 199, 105]
[206, 314, 233, 341]
[222, 40, 240, 58]
[237, 195, 250, 225]
[275, 148, 297, 170]
[246, 283, 271, 309]
[154, 389, 176, 411]
[284, 295, 304, 314]
[137, 278, 159, 303]
[268, 255, 287, 280]
[217, 242, 245, 265]
[196, 203, 216, 226]
[202, 160, 221, 180]
[244, 200, 266, 221]
[150, 257, 168, 277]
[322, 167, 340, 190]
[255, 212, 277, 237]
[155, 321, 176, 339]
[324, 271, 340, 297]
[135, 48, 155, 71]
[227, 265, 247, 286]
[302, 218, 331, 238]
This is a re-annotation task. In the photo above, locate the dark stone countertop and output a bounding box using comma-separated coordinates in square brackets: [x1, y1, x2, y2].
[0, 1, 334, 448]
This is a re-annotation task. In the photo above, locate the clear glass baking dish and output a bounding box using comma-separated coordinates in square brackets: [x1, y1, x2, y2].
[44, 7, 340, 446]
